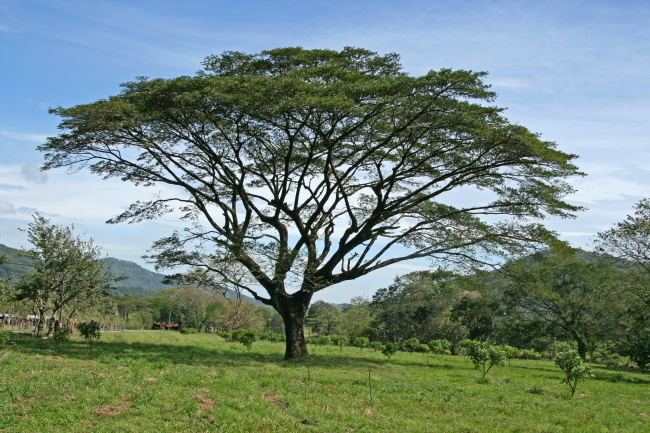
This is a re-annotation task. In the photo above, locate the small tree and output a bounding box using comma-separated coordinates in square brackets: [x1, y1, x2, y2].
[0, 332, 9, 351]
[352, 336, 370, 349]
[382, 342, 398, 359]
[467, 341, 506, 378]
[78, 321, 102, 348]
[427, 339, 452, 355]
[554, 349, 592, 397]
[233, 328, 257, 350]
[52, 325, 72, 345]
[402, 338, 421, 353]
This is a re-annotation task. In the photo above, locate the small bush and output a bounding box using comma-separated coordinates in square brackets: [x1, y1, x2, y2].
[517, 349, 542, 360]
[370, 341, 383, 352]
[219, 331, 234, 341]
[331, 335, 348, 350]
[352, 337, 370, 349]
[427, 339, 452, 355]
[53, 325, 73, 344]
[77, 321, 101, 348]
[232, 328, 257, 350]
[402, 338, 421, 353]
[259, 332, 285, 343]
[382, 342, 398, 359]
[0, 332, 9, 350]
[308, 335, 333, 345]
[180, 327, 198, 334]
[467, 341, 506, 378]
[554, 349, 592, 397]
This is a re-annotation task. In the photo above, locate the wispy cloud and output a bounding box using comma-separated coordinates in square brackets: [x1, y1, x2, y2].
[0, 130, 49, 143]
[0, 200, 16, 214]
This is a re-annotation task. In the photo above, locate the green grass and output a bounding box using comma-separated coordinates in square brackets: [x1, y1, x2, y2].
[1, 331, 648, 433]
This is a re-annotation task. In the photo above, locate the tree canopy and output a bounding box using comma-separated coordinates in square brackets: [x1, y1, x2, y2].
[41, 47, 582, 358]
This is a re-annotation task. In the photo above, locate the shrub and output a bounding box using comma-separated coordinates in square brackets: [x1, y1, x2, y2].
[77, 321, 101, 348]
[517, 349, 542, 360]
[427, 339, 452, 355]
[308, 335, 333, 345]
[417, 343, 430, 353]
[370, 341, 383, 352]
[352, 337, 370, 349]
[259, 332, 285, 343]
[180, 327, 198, 334]
[459, 339, 476, 355]
[467, 341, 506, 378]
[382, 342, 398, 359]
[554, 349, 592, 397]
[0, 332, 9, 350]
[402, 338, 421, 353]
[232, 328, 257, 350]
[331, 335, 348, 350]
[53, 325, 73, 344]
[219, 331, 234, 341]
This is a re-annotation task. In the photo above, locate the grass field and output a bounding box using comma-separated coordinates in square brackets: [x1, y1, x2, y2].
[1, 331, 648, 433]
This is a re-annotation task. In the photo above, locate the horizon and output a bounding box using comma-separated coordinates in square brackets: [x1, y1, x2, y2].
[1, 0, 649, 303]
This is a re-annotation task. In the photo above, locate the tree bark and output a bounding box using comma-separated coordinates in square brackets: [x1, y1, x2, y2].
[276, 291, 312, 360]
[571, 330, 588, 360]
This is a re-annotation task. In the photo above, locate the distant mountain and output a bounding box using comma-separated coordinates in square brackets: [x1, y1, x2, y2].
[0, 243, 261, 303]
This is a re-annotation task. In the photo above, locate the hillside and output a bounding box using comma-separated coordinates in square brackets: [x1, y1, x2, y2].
[0, 243, 259, 303]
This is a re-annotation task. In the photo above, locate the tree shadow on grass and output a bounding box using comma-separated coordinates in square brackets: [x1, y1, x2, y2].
[8, 333, 430, 371]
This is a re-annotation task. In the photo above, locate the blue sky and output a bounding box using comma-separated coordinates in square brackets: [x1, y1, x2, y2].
[1, 0, 649, 302]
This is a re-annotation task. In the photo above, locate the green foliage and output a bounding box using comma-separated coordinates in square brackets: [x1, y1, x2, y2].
[370, 341, 383, 352]
[331, 335, 349, 350]
[180, 327, 198, 334]
[466, 341, 506, 378]
[0, 331, 9, 350]
[307, 335, 333, 345]
[14, 215, 113, 337]
[306, 301, 342, 336]
[554, 349, 592, 396]
[232, 328, 257, 350]
[352, 336, 370, 349]
[42, 47, 582, 360]
[427, 339, 452, 355]
[517, 349, 542, 360]
[52, 325, 72, 344]
[77, 321, 101, 348]
[381, 342, 398, 359]
[503, 251, 624, 359]
[402, 338, 421, 353]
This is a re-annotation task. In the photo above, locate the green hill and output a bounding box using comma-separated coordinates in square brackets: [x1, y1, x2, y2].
[0, 243, 262, 303]
[0, 243, 174, 295]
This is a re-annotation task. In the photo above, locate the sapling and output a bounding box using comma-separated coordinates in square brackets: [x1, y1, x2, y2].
[0, 332, 9, 351]
[233, 329, 257, 350]
[352, 337, 370, 349]
[554, 349, 592, 397]
[382, 342, 398, 359]
[78, 321, 101, 348]
[467, 341, 506, 378]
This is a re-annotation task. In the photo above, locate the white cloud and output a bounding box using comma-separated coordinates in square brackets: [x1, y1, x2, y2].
[20, 164, 48, 184]
[0, 130, 50, 143]
[0, 200, 16, 214]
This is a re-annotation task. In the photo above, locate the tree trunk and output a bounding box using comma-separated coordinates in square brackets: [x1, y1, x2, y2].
[571, 330, 588, 360]
[277, 292, 312, 360]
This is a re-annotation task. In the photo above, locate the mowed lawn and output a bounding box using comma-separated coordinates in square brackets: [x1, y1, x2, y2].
[1, 331, 648, 433]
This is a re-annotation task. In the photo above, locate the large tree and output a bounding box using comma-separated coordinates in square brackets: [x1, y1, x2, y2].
[597, 199, 650, 369]
[41, 47, 581, 359]
[503, 252, 622, 359]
